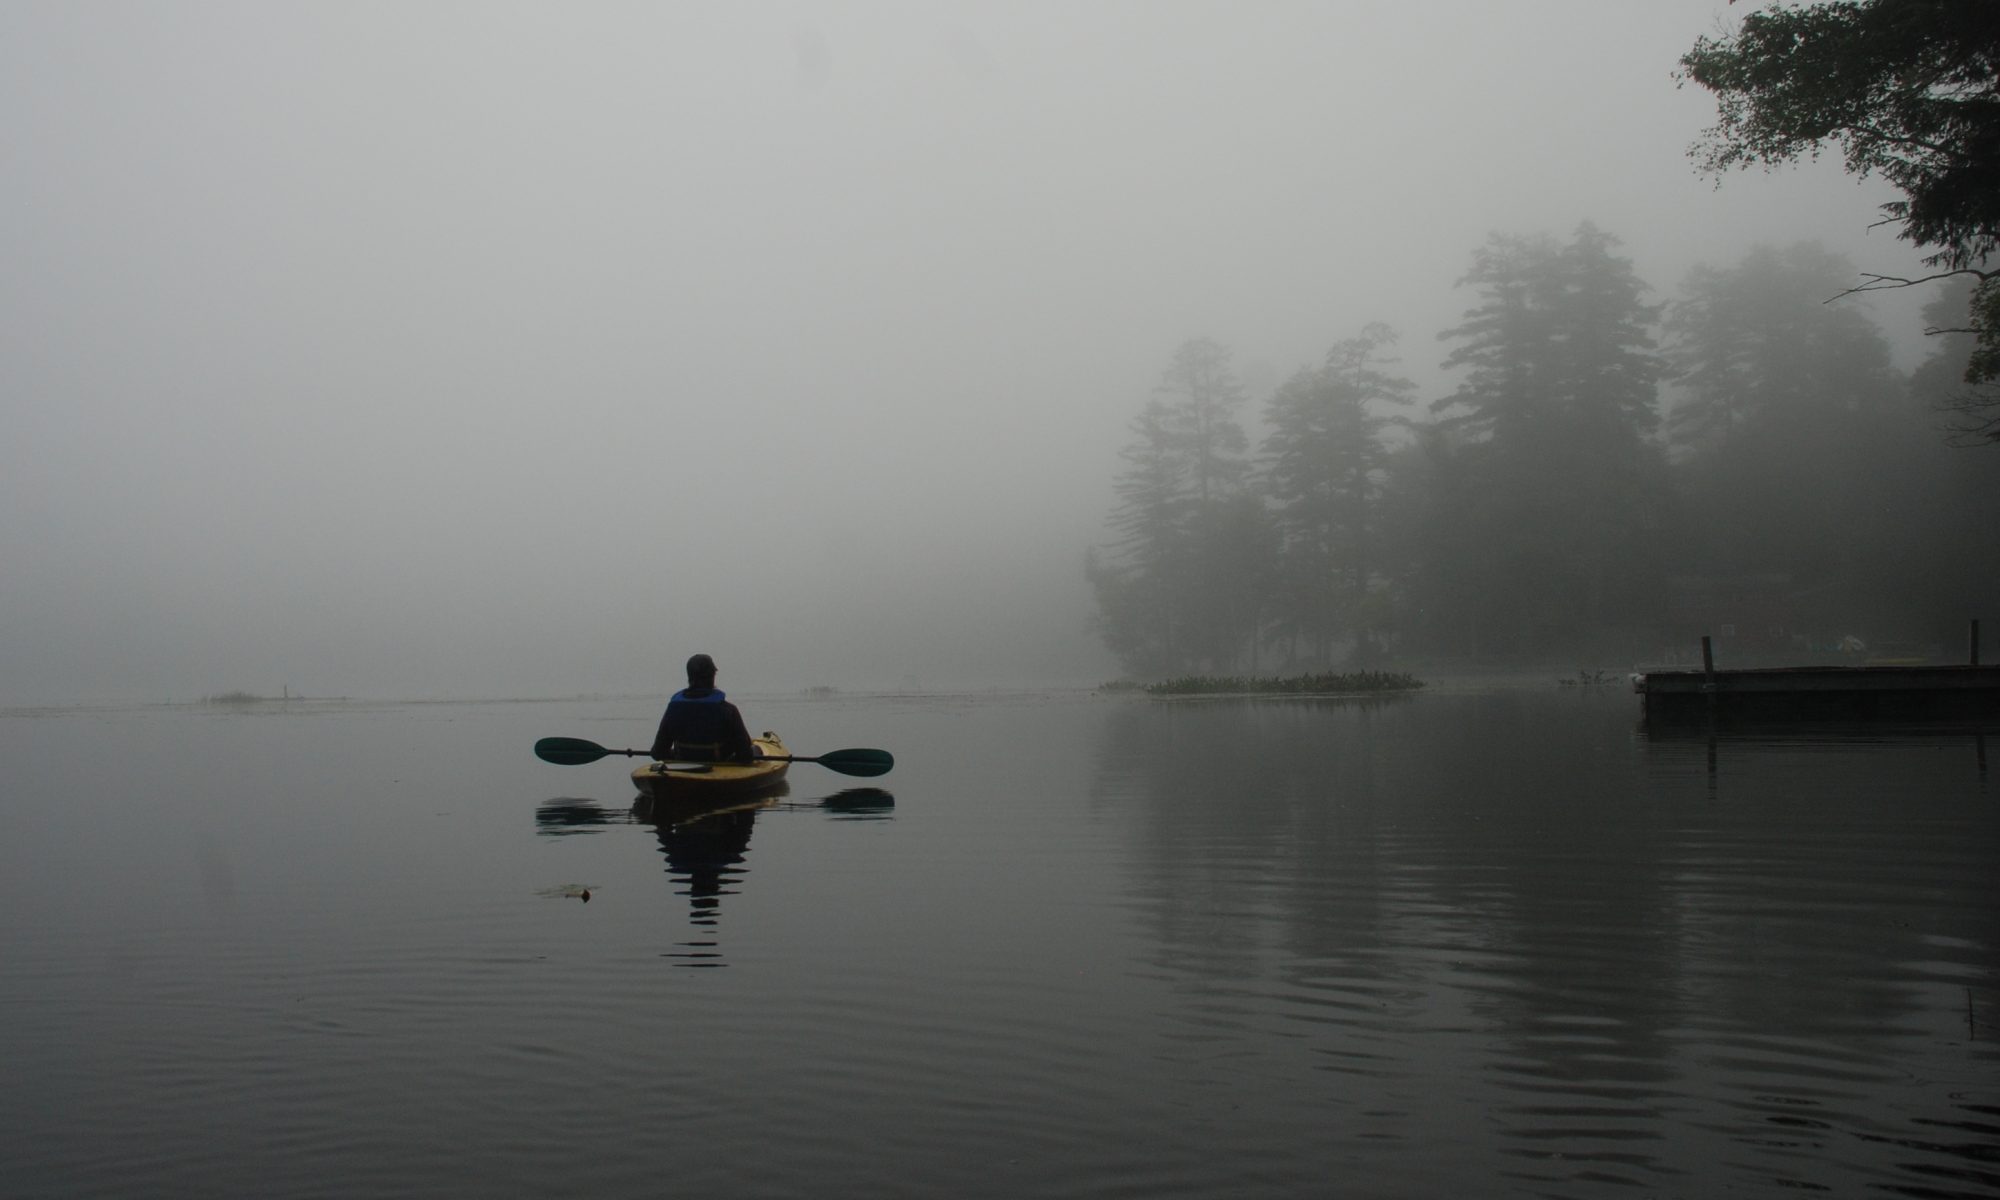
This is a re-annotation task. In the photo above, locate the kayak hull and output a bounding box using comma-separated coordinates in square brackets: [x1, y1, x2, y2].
[632, 734, 790, 801]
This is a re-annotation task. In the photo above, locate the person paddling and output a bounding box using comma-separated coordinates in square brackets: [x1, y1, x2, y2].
[650, 653, 757, 763]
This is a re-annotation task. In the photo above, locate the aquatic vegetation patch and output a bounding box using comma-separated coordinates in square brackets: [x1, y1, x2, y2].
[535, 883, 597, 902]
[1145, 671, 1424, 696]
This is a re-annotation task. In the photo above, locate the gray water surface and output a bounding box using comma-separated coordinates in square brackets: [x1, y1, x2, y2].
[2, 688, 1993, 1198]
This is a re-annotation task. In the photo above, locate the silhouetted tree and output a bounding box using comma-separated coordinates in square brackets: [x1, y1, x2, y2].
[1094, 400, 1192, 675]
[1665, 242, 1905, 628]
[1419, 224, 1670, 658]
[1182, 491, 1280, 673]
[1547, 224, 1676, 637]
[1915, 276, 2000, 445]
[1886, 278, 2000, 630]
[1260, 323, 1413, 665]
[1156, 336, 1250, 504]
[1667, 242, 1894, 453]
[1093, 338, 1265, 675]
[1433, 233, 1566, 446]
[1680, 0, 2000, 425]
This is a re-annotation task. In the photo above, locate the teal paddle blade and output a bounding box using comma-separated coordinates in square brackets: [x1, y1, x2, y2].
[816, 748, 894, 777]
[535, 737, 612, 765]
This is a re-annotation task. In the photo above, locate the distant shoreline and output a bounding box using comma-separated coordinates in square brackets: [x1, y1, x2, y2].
[1129, 671, 1426, 697]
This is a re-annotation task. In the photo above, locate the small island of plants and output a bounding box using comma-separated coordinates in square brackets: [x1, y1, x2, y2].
[1140, 671, 1424, 697]
[199, 689, 310, 705]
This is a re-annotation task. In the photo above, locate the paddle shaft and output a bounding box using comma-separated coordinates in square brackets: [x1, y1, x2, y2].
[534, 736, 892, 777]
[540, 747, 858, 764]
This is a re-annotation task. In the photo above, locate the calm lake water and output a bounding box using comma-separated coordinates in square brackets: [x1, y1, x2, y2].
[2, 686, 1994, 1198]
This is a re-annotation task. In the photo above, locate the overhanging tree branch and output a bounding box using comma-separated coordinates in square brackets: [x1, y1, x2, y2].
[1831, 266, 1997, 301]
[1681, 0, 2000, 409]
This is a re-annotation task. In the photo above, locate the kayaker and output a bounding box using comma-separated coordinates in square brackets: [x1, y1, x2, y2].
[650, 653, 758, 763]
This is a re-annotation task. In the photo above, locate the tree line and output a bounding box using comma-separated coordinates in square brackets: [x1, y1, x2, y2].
[1090, 227, 2000, 677]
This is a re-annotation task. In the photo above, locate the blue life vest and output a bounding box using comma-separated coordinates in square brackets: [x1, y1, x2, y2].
[661, 687, 745, 760]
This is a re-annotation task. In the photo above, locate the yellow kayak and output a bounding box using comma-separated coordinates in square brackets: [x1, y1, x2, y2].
[632, 733, 790, 801]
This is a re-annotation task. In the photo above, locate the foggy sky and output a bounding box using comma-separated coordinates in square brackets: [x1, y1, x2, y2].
[0, 1, 1932, 703]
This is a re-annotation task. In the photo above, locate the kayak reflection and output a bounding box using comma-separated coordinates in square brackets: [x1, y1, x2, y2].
[633, 787, 898, 924]
[533, 787, 895, 955]
[634, 787, 787, 927]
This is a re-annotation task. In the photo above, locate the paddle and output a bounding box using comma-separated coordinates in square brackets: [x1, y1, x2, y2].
[534, 736, 894, 778]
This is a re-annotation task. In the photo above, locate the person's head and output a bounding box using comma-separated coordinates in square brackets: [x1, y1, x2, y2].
[685, 653, 718, 687]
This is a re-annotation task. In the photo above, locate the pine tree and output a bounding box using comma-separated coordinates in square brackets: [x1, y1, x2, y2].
[1260, 323, 1413, 665]
[1419, 224, 1669, 658]
[1664, 241, 1904, 616]
[1092, 338, 1265, 675]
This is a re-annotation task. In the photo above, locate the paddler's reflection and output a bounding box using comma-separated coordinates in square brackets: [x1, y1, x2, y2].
[633, 788, 785, 925]
[533, 797, 631, 833]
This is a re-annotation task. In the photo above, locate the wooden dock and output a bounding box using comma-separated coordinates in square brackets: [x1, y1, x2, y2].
[1634, 624, 1998, 719]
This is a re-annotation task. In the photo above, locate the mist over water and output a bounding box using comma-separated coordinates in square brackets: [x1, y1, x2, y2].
[1, 690, 1993, 1197]
[0, 2, 1950, 704]
[6, 13, 1997, 1199]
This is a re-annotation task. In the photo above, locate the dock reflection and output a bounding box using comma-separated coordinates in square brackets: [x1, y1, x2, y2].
[1638, 712, 1994, 793]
